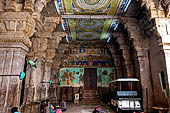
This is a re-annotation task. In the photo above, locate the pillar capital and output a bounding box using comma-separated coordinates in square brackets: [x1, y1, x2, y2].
[46, 49, 56, 60]
[0, 12, 35, 47]
[43, 17, 61, 32]
[153, 18, 170, 50]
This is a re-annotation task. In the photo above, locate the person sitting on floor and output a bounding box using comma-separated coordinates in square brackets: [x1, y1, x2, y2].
[45, 99, 56, 113]
[92, 107, 99, 113]
[11, 107, 20, 113]
[59, 99, 67, 112]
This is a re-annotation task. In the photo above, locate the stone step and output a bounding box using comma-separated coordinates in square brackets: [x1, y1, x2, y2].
[82, 90, 99, 104]
[82, 100, 98, 105]
[83, 96, 96, 100]
[83, 93, 96, 97]
[83, 90, 96, 93]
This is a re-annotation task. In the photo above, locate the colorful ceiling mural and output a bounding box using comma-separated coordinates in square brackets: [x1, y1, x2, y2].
[54, 0, 131, 41]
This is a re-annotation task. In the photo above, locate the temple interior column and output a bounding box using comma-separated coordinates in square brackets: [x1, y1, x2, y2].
[137, 50, 154, 112]
[0, 11, 35, 112]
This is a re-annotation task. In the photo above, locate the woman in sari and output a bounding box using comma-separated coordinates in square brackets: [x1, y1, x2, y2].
[45, 99, 56, 113]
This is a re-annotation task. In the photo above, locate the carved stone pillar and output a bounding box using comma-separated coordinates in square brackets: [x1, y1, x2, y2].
[115, 33, 134, 77]
[24, 0, 34, 12]
[43, 61, 52, 98]
[164, 50, 170, 112]
[113, 55, 123, 78]
[154, 17, 170, 112]
[45, 31, 65, 98]
[22, 56, 44, 113]
[137, 50, 154, 112]
[0, 0, 4, 11]
[124, 19, 154, 112]
[22, 36, 48, 112]
[108, 45, 123, 78]
[0, 12, 35, 112]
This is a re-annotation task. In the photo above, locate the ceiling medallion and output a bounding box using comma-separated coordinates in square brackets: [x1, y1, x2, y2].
[77, 32, 100, 40]
[84, 0, 100, 5]
[72, 0, 112, 11]
[78, 19, 103, 30]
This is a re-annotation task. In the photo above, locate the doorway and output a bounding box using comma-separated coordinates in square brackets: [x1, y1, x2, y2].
[84, 68, 97, 90]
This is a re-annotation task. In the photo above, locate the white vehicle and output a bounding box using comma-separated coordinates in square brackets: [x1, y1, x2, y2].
[109, 78, 142, 113]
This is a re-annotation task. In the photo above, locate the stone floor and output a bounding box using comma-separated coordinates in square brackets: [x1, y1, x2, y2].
[64, 102, 115, 113]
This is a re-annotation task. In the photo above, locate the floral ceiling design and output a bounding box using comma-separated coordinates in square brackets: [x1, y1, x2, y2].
[55, 0, 131, 41]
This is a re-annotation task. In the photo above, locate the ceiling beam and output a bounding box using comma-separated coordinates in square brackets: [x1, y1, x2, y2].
[61, 15, 133, 19]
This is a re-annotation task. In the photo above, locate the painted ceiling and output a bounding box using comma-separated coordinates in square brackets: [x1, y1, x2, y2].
[54, 0, 131, 41]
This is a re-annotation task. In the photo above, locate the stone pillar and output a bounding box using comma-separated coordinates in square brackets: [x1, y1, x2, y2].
[45, 31, 65, 98]
[0, 11, 35, 112]
[0, 43, 27, 112]
[0, 0, 4, 11]
[124, 18, 154, 112]
[22, 36, 48, 111]
[164, 50, 170, 112]
[114, 55, 123, 78]
[108, 44, 123, 78]
[22, 56, 44, 113]
[154, 17, 170, 112]
[115, 33, 134, 77]
[43, 61, 52, 98]
[137, 50, 154, 112]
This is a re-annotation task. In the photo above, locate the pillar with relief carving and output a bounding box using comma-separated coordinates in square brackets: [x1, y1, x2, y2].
[123, 18, 154, 112]
[154, 17, 170, 113]
[0, 11, 35, 112]
[107, 44, 123, 78]
[137, 50, 154, 112]
[114, 33, 134, 78]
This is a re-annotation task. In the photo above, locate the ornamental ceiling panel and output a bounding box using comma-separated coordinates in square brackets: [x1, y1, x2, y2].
[55, 0, 131, 41]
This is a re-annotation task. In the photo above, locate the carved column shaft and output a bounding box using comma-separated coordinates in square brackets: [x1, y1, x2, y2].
[124, 19, 154, 112]
[0, 0, 4, 11]
[116, 35, 134, 77]
[0, 42, 28, 112]
[164, 50, 170, 112]
[108, 44, 124, 78]
[154, 17, 170, 112]
[112, 54, 123, 78]
[0, 11, 35, 112]
[137, 50, 154, 112]
[43, 61, 52, 98]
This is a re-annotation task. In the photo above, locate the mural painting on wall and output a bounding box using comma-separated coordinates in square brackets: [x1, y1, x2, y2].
[97, 68, 115, 87]
[59, 68, 84, 87]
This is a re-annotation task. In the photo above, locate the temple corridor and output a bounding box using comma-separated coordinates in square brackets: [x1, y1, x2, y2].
[0, 0, 170, 113]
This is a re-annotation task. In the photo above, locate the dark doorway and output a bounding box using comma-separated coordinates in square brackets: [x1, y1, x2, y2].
[84, 68, 97, 90]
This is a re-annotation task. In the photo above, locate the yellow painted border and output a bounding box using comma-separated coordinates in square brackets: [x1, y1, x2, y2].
[108, 0, 119, 15]
[100, 19, 112, 40]
[68, 19, 76, 39]
[63, 0, 73, 13]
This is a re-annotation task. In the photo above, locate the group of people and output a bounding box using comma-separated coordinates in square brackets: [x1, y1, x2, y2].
[92, 107, 110, 113]
[44, 99, 67, 113]
[11, 99, 67, 113]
